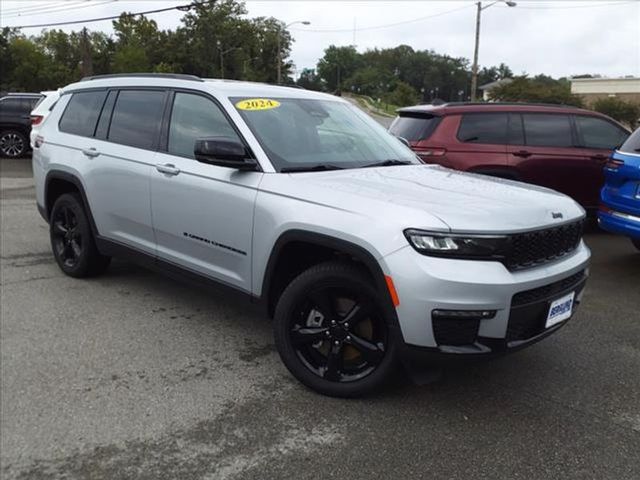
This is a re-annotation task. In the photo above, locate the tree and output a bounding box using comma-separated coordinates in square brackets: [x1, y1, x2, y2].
[593, 97, 640, 127]
[384, 81, 418, 107]
[489, 75, 583, 106]
[296, 68, 324, 91]
[317, 45, 361, 93]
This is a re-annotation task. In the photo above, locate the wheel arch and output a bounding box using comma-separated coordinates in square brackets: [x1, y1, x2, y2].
[261, 230, 398, 325]
[44, 170, 99, 236]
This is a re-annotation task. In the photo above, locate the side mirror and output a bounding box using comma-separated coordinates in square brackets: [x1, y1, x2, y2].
[194, 137, 258, 171]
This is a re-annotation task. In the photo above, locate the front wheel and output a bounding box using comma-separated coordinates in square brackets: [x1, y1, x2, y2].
[632, 238, 640, 251]
[273, 261, 398, 397]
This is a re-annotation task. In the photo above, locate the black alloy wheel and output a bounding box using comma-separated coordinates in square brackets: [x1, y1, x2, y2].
[51, 205, 82, 269]
[274, 262, 397, 397]
[49, 193, 110, 277]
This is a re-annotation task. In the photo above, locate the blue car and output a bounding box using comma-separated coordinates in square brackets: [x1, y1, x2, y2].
[599, 126, 640, 251]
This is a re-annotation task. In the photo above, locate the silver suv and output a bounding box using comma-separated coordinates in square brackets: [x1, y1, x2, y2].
[33, 74, 590, 397]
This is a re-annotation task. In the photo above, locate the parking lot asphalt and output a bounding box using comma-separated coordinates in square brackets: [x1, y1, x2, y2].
[1, 157, 639, 480]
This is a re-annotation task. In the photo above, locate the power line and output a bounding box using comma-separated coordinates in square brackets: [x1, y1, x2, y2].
[1, 1, 117, 20]
[5, 0, 214, 29]
[1, 1, 65, 14]
[290, 4, 473, 33]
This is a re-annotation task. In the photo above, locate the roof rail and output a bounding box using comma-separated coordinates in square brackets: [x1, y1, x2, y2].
[439, 101, 581, 109]
[81, 73, 204, 82]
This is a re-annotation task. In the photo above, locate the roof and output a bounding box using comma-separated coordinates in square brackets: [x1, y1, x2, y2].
[397, 102, 593, 116]
[64, 73, 337, 102]
[479, 78, 513, 91]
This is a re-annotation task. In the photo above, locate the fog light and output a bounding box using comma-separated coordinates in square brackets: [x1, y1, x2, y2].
[432, 309, 496, 320]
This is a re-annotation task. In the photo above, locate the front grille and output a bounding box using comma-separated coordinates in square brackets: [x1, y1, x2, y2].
[511, 270, 586, 307]
[507, 271, 587, 342]
[432, 318, 480, 346]
[505, 220, 584, 270]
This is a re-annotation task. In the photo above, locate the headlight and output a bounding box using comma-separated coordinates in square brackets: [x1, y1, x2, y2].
[404, 229, 509, 260]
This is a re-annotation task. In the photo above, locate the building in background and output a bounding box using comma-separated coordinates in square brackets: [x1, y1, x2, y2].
[571, 77, 640, 107]
[478, 78, 513, 102]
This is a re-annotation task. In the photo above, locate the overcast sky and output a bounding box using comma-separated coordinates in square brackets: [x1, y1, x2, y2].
[1, 0, 639, 78]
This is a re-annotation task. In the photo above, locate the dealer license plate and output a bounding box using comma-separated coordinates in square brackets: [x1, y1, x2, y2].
[546, 292, 575, 328]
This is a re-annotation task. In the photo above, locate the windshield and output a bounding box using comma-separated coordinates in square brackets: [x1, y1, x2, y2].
[231, 97, 420, 172]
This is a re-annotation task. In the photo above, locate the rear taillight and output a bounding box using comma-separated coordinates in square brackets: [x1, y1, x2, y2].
[604, 158, 624, 170]
[31, 115, 44, 126]
[34, 135, 44, 148]
[415, 147, 446, 161]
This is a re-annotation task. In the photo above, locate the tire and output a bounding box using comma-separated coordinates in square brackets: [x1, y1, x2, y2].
[0, 130, 27, 158]
[49, 193, 111, 277]
[273, 261, 398, 398]
[632, 238, 640, 251]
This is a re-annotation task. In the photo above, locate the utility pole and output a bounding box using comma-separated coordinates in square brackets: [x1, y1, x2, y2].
[80, 27, 93, 77]
[470, 1, 516, 102]
[470, 2, 482, 102]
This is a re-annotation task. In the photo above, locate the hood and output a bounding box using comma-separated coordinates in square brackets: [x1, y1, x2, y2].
[268, 165, 585, 233]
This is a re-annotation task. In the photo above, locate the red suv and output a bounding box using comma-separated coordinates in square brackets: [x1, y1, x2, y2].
[389, 103, 630, 210]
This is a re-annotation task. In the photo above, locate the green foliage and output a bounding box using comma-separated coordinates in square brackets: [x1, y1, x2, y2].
[314, 43, 476, 102]
[297, 68, 324, 91]
[593, 97, 640, 127]
[384, 81, 418, 107]
[489, 75, 583, 106]
[0, 0, 293, 90]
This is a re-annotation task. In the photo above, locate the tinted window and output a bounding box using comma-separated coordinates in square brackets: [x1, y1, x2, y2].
[108, 90, 165, 149]
[0, 98, 25, 114]
[457, 113, 508, 144]
[389, 114, 440, 142]
[168, 92, 240, 158]
[619, 128, 640, 154]
[523, 114, 573, 147]
[576, 115, 628, 150]
[59, 91, 108, 137]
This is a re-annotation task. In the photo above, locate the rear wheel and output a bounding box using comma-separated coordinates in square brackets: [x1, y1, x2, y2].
[0, 130, 27, 158]
[274, 261, 398, 397]
[50, 193, 110, 277]
[632, 238, 640, 251]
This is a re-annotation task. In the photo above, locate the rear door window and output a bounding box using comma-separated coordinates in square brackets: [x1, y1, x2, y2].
[107, 90, 166, 150]
[619, 128, 640, 154]
[457, 113, 508, 144]
[575, 115, 628, 150]
[522, 114, 573, 147]
[59, 90, 108, 137]
[389, 114, 440, 142]
[0, 98, 24, 114]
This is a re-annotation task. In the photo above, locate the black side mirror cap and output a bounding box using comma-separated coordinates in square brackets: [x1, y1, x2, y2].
[194, 137, 258, 171]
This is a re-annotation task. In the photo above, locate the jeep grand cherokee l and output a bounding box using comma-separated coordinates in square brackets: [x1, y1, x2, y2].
[33, 74, 591, 397]
[390, 102, 629, 211]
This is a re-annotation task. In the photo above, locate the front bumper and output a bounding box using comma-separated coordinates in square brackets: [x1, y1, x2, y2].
[381, 241, 591, 353]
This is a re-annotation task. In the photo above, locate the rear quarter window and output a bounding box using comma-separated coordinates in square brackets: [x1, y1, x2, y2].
[619, 128, 640, 154]
[59, 90, 108, 137]
[389, 114, 441, 142]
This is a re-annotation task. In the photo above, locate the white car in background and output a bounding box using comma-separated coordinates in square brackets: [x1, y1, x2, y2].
[29, 90, 60, 148]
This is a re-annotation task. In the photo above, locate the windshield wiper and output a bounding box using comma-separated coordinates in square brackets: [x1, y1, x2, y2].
[281, 164, 346, 173]
[362, 159, 413, 168]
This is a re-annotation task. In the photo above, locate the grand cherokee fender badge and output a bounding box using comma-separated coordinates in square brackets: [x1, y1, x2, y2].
[183, 232, 246, 255]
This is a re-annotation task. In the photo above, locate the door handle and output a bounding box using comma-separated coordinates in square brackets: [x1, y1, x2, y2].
[590, 154, 608, 163]
[155, 163, 181, 176]
[512, 150, 532, 158]
[82, 148, 100, 158]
